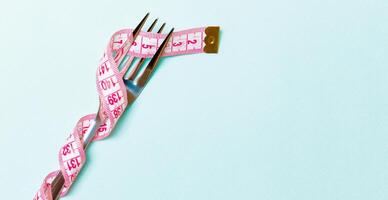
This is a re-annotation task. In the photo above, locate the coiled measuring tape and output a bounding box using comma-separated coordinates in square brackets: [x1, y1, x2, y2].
[33, 26, 220, 200]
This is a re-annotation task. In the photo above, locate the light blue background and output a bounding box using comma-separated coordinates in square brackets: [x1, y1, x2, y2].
[0, 0, 387, 199]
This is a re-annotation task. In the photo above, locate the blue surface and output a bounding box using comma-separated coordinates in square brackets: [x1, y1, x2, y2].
[0, 0, 388, 199]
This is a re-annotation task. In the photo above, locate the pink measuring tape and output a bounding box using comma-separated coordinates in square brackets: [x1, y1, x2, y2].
[33, 26, 220, 200]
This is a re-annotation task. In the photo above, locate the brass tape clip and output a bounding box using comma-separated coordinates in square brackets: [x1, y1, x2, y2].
[204, 26, 220, 53]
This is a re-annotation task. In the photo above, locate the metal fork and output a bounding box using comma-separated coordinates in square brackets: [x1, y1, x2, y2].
[49, 13, 174, 199]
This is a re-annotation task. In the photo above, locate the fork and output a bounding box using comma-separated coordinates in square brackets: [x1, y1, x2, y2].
[49, 13, 174, 199]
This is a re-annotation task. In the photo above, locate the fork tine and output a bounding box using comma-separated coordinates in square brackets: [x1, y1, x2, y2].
[158, 23, 166, 33]
[146, 18, 158, 32]
[128, 23, 166, 81]
[121, 18, 159, 76]
[116, 13, 149, 65]
[131, 13, 150, 39]
[136, 28, 174, 87]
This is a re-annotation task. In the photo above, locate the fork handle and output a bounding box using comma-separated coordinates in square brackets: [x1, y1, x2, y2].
[50, 113, 102, 199]
[50, 172, 65, 200]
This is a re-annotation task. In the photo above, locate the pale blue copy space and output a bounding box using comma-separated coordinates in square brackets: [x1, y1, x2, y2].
[0, 0, 387, 199]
